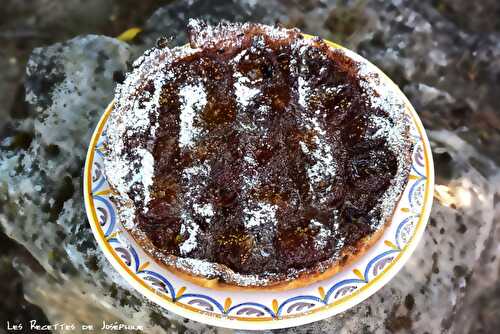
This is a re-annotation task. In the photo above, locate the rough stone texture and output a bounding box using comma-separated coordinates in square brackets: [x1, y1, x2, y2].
[0, 36, 184, 332]
[0, 0, 499, 333]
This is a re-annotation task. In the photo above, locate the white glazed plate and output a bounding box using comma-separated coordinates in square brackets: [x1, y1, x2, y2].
[84, 37, 434, 330]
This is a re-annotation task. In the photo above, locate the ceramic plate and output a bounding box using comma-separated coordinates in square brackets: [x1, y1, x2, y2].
[84, 38, 434, 330]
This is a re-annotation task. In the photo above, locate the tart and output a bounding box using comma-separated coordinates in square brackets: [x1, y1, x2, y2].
[103, 20, 414, 290]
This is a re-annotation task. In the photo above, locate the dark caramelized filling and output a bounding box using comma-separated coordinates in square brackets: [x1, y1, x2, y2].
[125, 33, 402, 277]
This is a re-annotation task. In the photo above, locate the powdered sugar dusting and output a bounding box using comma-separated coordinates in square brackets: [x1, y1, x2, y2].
[310, 220, 332, 250]
[294, 43, 340, 204]
[297, 76, 310, 108]
[330, 210, 346, 252]
[193, 203, 214, 222]
[178, 162, 211, 254]
[178, 83, 207, 149]
[173, 257, 218, 277]
[356, 59, 413, 226]
[187, 19, 297, 50]
[243, 202, 277, 229]
[299, 135, 337, 188]
[134, 148, 154, 209]
[179, 220, 200, 256]
[299, 113, 337, 203]
[104, 45, 201, 218]
[104, 21, 413, 286]
[234, 72, 260, 107]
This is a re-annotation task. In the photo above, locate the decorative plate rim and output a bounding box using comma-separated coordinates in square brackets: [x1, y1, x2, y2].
[83, 36, 434, 330]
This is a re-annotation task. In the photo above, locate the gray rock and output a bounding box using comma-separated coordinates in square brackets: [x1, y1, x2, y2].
[0, 35, 189, 332]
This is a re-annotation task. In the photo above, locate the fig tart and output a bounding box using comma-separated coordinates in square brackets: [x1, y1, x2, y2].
[102, 20, 414, 290]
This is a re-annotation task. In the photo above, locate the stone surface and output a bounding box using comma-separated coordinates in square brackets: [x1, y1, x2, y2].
[0, 0, 499, 333]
